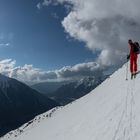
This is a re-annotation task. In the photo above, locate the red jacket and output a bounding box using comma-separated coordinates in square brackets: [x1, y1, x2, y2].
[128, 42, 138, 57]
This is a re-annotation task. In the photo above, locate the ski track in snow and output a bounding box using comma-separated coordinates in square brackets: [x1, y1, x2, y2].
[113, 76, 137, 140]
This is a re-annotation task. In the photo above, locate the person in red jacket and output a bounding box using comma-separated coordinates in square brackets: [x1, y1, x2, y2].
[128, 39, 138, 79]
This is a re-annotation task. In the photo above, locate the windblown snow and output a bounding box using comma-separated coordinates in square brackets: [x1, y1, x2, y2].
[1, 58, 140, 140]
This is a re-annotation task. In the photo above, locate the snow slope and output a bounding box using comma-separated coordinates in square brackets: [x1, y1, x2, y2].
[2, 59, 140, 140]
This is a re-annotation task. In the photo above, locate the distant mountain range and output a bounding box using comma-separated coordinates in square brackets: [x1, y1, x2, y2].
[0, 74, 59, 136]
[31, 81, 70, 94]
[32, 76, 108, 105]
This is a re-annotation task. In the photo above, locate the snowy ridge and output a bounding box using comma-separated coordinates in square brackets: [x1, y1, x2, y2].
[1, 107, 63, 139]
[1, 58, 140, 140]
[75, 76, 95, 88]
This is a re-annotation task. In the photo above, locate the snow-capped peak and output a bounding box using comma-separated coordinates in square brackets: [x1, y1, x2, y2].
[75, 76, 95, 88]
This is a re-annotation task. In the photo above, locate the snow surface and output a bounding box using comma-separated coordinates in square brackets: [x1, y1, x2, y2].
[1, 58, 140, 140]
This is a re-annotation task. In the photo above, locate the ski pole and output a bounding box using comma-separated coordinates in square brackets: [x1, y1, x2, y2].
[126, 59, 128, 80]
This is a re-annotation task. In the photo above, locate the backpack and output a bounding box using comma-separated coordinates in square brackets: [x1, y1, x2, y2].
[133, 42, 140, 54]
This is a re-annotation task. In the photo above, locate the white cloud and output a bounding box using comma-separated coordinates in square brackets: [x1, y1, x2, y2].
[57, 62, 102, 79]
[37, 3, 42, 9]
[0, 43, 10, 48]
[0, 32, 14, 48]
[0, 59, 104, 85]
[37, 0, 55, 9]
[42, 0, 52, 6]
[38, 0, 140, 67]
[0, 59, 16, 76]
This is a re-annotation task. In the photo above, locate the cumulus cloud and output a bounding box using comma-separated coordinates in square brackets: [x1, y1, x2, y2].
[38, 0, 140, 67]
[56, 62, 102, 79]
[0, 59, 104, 85]
[0, 59, 58, 84]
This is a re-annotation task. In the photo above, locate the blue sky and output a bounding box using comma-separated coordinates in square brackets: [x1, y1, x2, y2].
[0, 0, 97, 71]
[0, 0, 139, 84]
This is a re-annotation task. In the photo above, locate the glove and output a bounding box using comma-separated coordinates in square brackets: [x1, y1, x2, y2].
[127, 54, 130, 60]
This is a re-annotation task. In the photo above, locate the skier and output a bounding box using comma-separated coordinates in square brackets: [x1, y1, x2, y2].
[127, 39, 138, 79]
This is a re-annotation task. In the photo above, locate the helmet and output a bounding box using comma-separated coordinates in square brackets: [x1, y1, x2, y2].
[128, 39, 132, 43]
